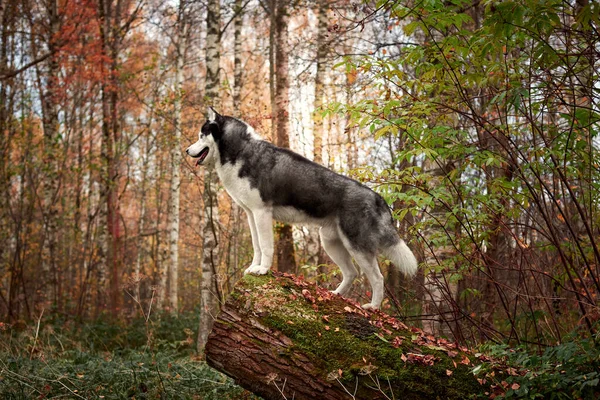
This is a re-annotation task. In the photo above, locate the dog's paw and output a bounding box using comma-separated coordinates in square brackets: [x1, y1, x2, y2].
[245, 265, 271, 275]
[331, 286, 350, 297]
[243, 265, 259, 275]
[361, 303, 379, 310]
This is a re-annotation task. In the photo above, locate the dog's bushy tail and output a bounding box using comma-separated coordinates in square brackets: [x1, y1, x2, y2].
[383, 239, 418, 277]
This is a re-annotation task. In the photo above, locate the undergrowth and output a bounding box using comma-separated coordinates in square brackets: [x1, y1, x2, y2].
[475, 331, 600, 399]
[0, 311, 258, 399]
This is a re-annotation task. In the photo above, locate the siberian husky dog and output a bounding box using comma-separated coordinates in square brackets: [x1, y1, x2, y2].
[186, 108, 418, 309]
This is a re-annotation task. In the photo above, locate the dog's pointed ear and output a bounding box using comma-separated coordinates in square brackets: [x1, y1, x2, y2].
[207, 107, 224, 124]
[205, 107, 224, 139]
[206, 107, 217, 122]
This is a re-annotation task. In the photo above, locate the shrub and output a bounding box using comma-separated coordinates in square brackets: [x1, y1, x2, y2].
[477, 333, 600, 399]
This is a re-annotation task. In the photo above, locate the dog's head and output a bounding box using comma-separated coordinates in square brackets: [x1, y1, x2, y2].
[186, 107, 222, 167]
[186, 108, 261, 168]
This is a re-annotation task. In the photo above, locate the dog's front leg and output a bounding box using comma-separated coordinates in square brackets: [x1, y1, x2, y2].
[243, 210, 262, 271]
[244, 208, 273, 275]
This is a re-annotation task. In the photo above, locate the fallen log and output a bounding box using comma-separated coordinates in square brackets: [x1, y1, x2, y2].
[205, 273, 491, 400]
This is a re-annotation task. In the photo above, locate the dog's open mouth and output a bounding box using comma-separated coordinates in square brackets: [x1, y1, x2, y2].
[194, 147, 209, 166]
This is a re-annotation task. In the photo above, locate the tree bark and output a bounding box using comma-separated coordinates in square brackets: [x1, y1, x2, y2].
[233, 0, 243, 114]
[268, 0, 276, 140]
[272, 0, 296, 274]
[206, 273, 489, 400]
[133, 112, 153, 311]
[308, 0, 330, 271]
[97, 0, 123, 318]
[312, 0, 328, 166]
[166, 0, 188, 315]
[40, 0, 61, 311]
[198, 0, 221, 352]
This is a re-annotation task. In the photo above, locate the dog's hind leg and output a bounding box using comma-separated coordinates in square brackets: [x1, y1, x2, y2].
[243, 209, 262, 274]
[320, 226, 358, 296]
[351, 251, 384, 310]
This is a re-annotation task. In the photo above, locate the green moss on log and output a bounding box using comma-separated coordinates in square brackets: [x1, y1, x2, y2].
[228, 273, 488, 399]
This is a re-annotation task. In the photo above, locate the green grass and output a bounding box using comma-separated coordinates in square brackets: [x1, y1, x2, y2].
[0, 312, 259, 399]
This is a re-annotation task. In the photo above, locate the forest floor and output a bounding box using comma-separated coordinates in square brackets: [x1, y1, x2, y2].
[0, 311, 259, 399]
[1, 302, 598, 399]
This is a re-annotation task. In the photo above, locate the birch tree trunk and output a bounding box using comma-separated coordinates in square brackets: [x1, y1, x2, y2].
[312, 0, 328, 166]
[166, 0, 188, 315]
[198, 0, 221, 352]
[308, 0, 329, 270]
[134, 118, 152, 307]
[154, 151, 168, 312]
[134, 185, 146, 307]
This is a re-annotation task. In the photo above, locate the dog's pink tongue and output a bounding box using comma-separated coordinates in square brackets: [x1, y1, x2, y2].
[195, 158, 202, 167]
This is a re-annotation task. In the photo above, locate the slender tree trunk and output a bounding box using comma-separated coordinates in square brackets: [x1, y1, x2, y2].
[167, 1, 188, 315]
[198, 171, 220, 351]
[343, 45, 357, 170]
[134, 121, 152, 307]
[274, 1, 289, 152]
[40, 0, 61, 312]
[133, 195, 146, 306]
[205, 0, 220, 103]
[273, 0, 296, 274]
[79, 104, 97, 319]
[233, 0, 243, 114]
[198, 0, 221, 353]
[312, 0, 328, 166]
[0, 0, 13, 319]
[71, 90, 85, 313]
[230, 0, 244, 281]
[98, 0, 123, 318]
[268, 0, 276, 140]
[2, 2, 20, 319]
[309, 0, 329, 272]
[108, 29, 122, 321]
[154, 147, 168, 311]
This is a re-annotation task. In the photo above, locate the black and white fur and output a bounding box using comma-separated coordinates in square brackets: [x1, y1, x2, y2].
[186, 108, 418, 309]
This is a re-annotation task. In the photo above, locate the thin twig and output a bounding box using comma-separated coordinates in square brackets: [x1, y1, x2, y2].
[156, 363, 167, 394]
[272, 377, 289, 400]
[335, 377, 356, 399]
[30, 308, 44, 360]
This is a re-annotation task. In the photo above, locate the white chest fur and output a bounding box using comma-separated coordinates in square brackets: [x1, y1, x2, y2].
[215, 162, 264, 210]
